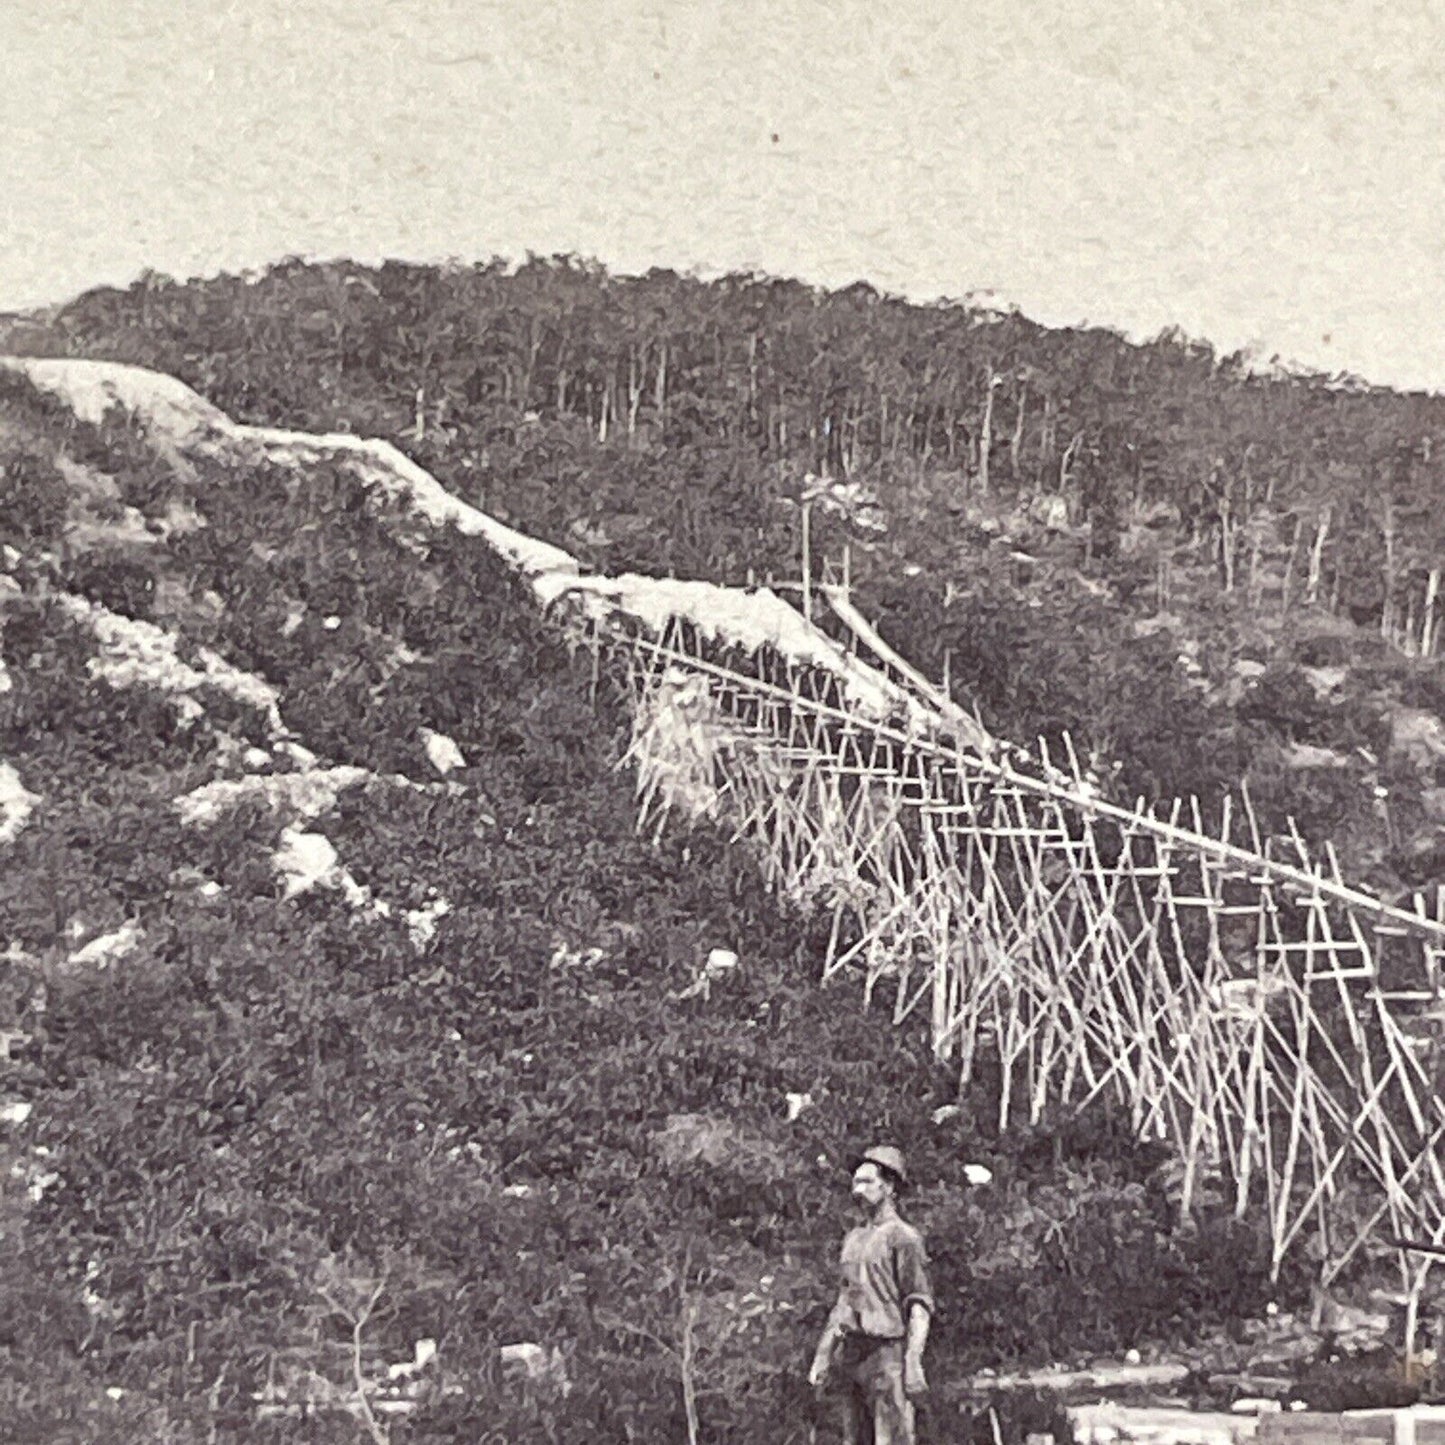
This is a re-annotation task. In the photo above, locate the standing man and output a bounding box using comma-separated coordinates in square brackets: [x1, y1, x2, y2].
[808, 1145, 933, 1445]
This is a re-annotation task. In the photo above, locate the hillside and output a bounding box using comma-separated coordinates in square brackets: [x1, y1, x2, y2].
[0, 360, 1330, 1444]
[7, 259, 1445, 902]
[3, 269, 1444, 1440]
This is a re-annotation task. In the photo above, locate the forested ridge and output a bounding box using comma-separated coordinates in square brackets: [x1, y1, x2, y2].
[9, 257, 1445, 891]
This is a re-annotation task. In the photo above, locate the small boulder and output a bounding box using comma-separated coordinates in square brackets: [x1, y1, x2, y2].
[784, 1091, 814, 1122]
[1279, 742, 1349, 770]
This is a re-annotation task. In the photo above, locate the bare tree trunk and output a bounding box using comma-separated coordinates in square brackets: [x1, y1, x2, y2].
[598, 374, 611, 443]
[1280, 513, 1304, 616]
[1424, 567, 1441, 656]
[521, 317, 541, 408]
[626, 346, 643, 442]
[1380, 494, 1397, 639]
[654, 341, 668, 431]
[1218, 477, 1236, 592]
[978, 376, 997, 495]
[1059, 430, 1084, 499]
[1010, 383, 1028, 479]
[1306, 509, 1331, 606]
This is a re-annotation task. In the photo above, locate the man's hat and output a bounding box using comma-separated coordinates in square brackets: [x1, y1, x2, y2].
[852, 1145, 909, 1189]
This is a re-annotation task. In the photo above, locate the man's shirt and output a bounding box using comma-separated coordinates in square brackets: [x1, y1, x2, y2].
[826, 1202, 933, 1340]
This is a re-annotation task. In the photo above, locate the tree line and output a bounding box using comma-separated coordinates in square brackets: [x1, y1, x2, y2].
[25, 253, 1445, 649]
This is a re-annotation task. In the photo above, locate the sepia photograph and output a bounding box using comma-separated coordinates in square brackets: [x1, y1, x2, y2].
[4, 2, 1445, 1440]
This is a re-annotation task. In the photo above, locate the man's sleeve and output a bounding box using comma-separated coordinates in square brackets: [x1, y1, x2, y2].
[894, 1228, 934, 1317]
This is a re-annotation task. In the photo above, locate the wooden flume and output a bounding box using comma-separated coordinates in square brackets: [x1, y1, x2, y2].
[584, 569, 1445, 1342]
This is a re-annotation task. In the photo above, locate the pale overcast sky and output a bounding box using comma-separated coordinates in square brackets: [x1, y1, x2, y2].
[6, 0, 1444, 391]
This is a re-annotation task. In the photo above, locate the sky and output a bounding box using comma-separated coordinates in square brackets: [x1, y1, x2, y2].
[6, 0, 1445, 392]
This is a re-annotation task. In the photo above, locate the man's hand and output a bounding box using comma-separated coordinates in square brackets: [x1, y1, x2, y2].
[807, 1354, 831, 1391]
[903, 1352, 929, 1400]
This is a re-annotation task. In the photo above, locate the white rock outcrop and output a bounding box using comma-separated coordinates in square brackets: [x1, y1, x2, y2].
[0, 761, 39, 843]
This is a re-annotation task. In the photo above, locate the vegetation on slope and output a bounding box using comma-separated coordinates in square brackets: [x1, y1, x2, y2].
[0, 376, 1301, 1442]
[9, 258, 1445, 898]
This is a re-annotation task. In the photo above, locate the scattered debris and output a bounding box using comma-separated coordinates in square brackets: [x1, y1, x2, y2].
[1208, 975, 1291, 1018]
[549, 941, 605, 971]
[0, 1028, 30, 1062]
[963, 1163, 993, 1186]
[0, 1100, 32, 1125]
[499, 1341, 569, 1393]
[932, 1103, 962, 1125]
[385, 1338, 437, 1383]
[1069, 1402, 1258, 1444]
[672, 947, 740, 1001]
[961, 1360, 1191, 1396]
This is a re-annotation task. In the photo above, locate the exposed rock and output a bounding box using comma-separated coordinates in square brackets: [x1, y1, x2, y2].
[66, 921, 143, 968]
[1134, 613, 1183, 638]
[55, 592, 284, 733]
[420, 728, 465, 775]
[1279, 742, 1350, 770]
[1029, 493, 1071, 530]
[1301, 666, 1348, 699]
[403, 896, 451, 950]
[0, 761, 39, 843]
[651, 1113, 790, 1182]
[274, 829, 340, 899]
[1390, 706, 1445, 767]
[784, 1091, 814, 1122]
[175, 766, 371, 826]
